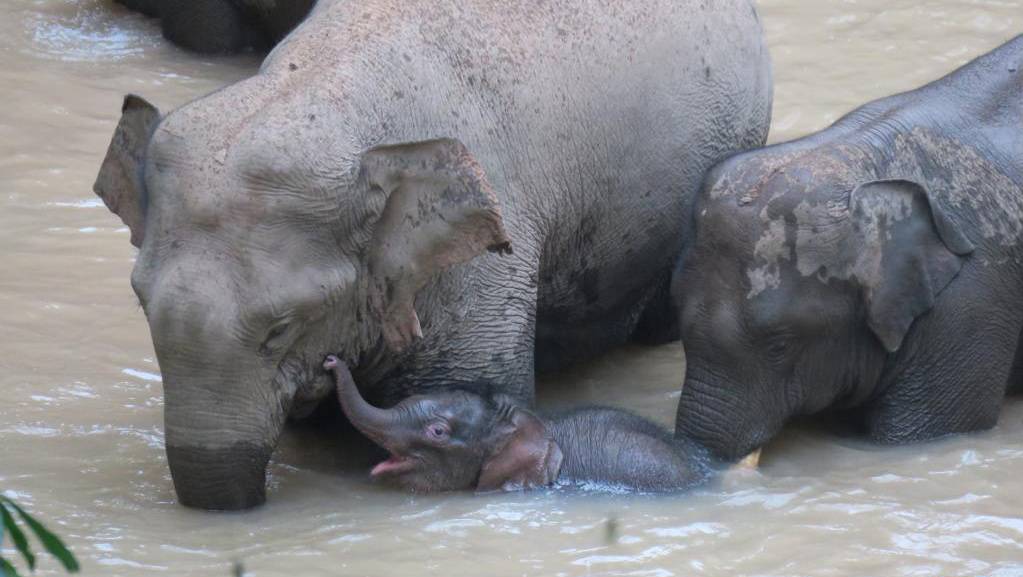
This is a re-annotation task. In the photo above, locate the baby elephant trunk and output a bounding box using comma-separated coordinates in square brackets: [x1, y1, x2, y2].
[323, 355, 403, 450]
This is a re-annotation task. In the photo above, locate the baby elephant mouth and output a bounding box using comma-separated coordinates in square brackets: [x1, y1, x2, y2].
[370, 453, 418, 478]
[322, 355, 423, 481]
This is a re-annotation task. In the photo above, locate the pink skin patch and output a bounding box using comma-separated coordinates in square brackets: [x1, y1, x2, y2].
[323, 355, 339, 370]
[371, 455, 416, 477]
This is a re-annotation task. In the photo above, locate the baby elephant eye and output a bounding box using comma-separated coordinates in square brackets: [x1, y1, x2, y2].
[426, 422, 450, 440]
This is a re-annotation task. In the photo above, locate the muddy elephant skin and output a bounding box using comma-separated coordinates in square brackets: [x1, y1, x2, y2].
[673, 35, 1023, 484]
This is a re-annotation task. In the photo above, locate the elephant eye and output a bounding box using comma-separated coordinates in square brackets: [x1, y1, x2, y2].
[765, 332, 797, 365]
[259, 322, 292, 357]
[426, 422, 450, 441]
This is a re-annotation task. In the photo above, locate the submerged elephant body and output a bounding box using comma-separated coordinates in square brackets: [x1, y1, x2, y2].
[95, 0, 772, 508]
[114, 0, 317, 54]
[325, 356, 710, 492]
[673, 35, 1023, 480]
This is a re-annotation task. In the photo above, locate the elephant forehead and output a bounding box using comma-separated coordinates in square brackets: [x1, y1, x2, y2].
[745, 217, 790, 299]
[148, 82, 356, 229]
[791, 198, 854, 279]
[142, 249, 351, 344]
[739, 147, 874, 296]
[745, 198, 858, 298]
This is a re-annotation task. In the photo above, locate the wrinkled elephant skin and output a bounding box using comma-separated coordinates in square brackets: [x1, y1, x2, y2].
[94, 0, 772, 509]
[673, 35, 1023, 476]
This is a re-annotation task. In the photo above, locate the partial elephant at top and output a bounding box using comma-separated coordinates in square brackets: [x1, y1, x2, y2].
[114, 0, 317, 54]
[94, 0, 772, 510]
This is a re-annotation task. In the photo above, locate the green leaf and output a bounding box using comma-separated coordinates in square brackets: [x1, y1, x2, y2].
[0, 506, 34, 571]
[0, 555, 24, 577]
[0, 495, 9, 564]
[5, 503, 79, 573]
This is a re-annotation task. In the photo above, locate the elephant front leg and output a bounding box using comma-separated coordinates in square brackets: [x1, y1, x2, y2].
[863, 298, 1017, 444]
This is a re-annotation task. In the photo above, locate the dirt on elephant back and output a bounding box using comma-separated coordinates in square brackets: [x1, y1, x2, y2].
[1, 0, 1021, 575]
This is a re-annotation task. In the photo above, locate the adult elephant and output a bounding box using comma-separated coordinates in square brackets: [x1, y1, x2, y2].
[672, 35, 1023, 484]
[94, 0, 772, 509]
[114, 0, 317, 54]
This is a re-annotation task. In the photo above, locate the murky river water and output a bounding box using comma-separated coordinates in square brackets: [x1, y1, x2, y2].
[2, 1, 1022, 575]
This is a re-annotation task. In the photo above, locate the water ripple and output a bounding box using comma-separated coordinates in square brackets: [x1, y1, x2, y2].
[22, 3, 161, 62]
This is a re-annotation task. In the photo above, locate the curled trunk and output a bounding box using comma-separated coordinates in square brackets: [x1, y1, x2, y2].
[327, 356, 403, 449]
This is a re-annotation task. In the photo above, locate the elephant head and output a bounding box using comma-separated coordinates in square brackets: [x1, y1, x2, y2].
[323, 355, 562, 493]
[674, 153, 974, 461]
[94, 93, 511, 509]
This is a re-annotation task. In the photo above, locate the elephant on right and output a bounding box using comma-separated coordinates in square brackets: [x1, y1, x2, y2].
[672, 34, 1023, 480]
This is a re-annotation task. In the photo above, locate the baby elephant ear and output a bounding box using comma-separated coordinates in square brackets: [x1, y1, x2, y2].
[850, 179, 974, 353]
[477, 406, 563, 492]
[93, 94, 161, 248]
[361, 138, 512, 352]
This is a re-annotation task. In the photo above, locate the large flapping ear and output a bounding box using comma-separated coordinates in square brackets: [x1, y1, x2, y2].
[361, 138, 512, 352]
[850, 179, 974, 352]
[93, 94, 161, 248]
[477, 404, 562, 492]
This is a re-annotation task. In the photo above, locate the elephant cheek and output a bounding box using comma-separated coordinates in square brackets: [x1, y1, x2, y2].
[166, 442, 273, 510]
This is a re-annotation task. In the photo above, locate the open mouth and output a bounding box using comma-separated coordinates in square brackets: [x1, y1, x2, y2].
[370, 453, 417, 477]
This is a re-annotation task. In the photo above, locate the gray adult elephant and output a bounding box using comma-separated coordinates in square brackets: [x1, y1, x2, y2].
[94, 0, 772, 510]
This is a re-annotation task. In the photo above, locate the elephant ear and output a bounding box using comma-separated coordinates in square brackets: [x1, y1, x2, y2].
[361, 138, 513, 352]
[850, 179, 974, 353]
[93, 94, 161, 248]
[477, 404, 562, 492]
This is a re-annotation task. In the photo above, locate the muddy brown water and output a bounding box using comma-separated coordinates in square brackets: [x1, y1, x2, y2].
[2, 1, 1022, 575]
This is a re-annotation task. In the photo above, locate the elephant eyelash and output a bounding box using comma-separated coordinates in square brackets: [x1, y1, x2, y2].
[257, 319, 296, 357]
[426, 420, 452, 436]
[765, 333, 804, 367]
[266, 323, 290, 341]
[766, 340, 789, 358]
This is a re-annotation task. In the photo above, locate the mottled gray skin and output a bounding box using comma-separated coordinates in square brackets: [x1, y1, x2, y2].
[93, 0, 771, 509]
[673, 35, 1023, 481]
[114, 0, 316, 54]
[324, 356, 710, 492]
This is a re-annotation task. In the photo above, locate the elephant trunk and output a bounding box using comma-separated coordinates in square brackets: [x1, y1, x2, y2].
[166, 438, 274, 511]
[148, 285, 290, 511]
[324, 355, 403, 450]
[160, 360, 289, 510]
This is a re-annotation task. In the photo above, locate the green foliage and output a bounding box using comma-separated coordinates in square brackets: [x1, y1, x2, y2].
[0, 495, 79, 577]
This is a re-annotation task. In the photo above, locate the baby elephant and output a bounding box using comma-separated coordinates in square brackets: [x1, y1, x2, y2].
[323, 356, 708, 493]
